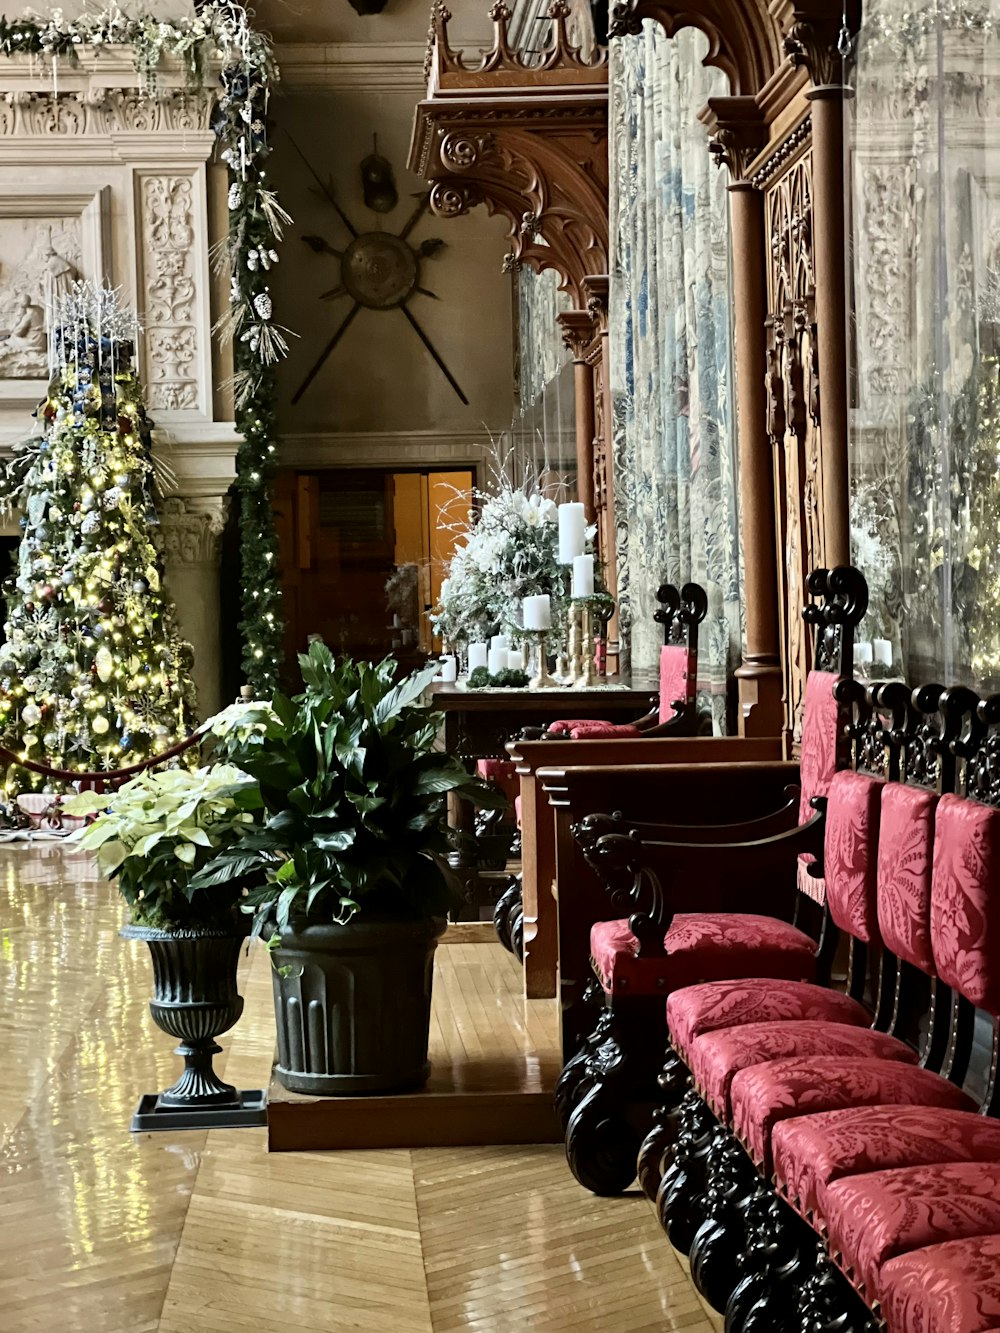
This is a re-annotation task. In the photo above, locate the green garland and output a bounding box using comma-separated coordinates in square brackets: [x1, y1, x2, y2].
[0, 3, 289, 697]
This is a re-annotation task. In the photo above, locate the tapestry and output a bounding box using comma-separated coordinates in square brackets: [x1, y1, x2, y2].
[850, 0, 1000, 692]
[609, 25, 740, 730]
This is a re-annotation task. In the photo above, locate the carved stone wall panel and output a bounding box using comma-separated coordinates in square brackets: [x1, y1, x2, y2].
[764, 140, 824, 744]
[136, 171, 211, 418]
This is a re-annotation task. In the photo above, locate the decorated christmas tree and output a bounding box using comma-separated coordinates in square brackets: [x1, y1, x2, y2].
[0, 283, 197, 791]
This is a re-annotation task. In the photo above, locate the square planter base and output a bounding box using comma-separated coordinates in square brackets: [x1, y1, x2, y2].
[130, 1088, 268, 1132]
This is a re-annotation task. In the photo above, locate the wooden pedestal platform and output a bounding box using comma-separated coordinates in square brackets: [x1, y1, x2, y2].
[267, 934, 563, 1151]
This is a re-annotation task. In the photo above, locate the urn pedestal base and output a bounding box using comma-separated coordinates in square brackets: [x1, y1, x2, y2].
[130, 1086, 268, 1132]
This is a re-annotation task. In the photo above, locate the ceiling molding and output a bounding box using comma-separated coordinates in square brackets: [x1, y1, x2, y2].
[274, 42, 429, 92]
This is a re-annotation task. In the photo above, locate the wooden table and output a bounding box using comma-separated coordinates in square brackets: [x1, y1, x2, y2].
[428, 677, 656, 938]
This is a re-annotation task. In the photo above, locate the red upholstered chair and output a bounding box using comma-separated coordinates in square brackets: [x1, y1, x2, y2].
[545, 582, 707, 739]
[658, 690, 1000, 1331]
[879, 1233, 1000, 1333]
[556, 568, 871, 1196]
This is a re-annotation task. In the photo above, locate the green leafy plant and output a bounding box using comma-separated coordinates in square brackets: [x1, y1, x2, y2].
[191, 643, 506, 933]
[64, 764, 263, 930]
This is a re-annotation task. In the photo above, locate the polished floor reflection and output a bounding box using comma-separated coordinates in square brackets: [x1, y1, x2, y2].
[1, 845, 721, 1332]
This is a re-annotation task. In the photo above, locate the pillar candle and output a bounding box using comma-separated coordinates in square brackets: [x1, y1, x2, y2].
[873, 638, 892, 667]
[522, 594, 552, 630]
[572, 553, 595, 598]
[438, 655, 457, 682]
[487, 644, 507, 675]
[856, 641, 873, 666]
[468, 641, 488, 671]
[507, 647, 525, 671]
[558, 503, 586, 565]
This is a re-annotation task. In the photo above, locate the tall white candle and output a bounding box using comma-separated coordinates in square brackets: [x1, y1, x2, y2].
[439, 655, 457, 682]
[873, 638, 892, 667]
[572, 553, 595, 598]
[558, 503, 586, 565]
[487, 644, 507, 675]
[523, 594, 552, 631]
[468, 641, 488, 671]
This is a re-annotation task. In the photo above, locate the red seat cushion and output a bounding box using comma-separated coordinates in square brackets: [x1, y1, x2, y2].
[557, 721, 642, 739]
[824, 771, 884, 943]
[667, 979, 870, 1062]
[880, 1234, 1000, 1333]
[773, 1107, 1000, 1228]
[877, 783, 939, 974]
[690, 1022, 916, 1121]
[730, 1057, 975, 1174]
[825, 1162, 1000, 1303]
[932, 795, 1000, 1014]
[589, 913, 817, 997]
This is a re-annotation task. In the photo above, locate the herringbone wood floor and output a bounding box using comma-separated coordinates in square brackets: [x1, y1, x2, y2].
[1, 846, 722, 1332]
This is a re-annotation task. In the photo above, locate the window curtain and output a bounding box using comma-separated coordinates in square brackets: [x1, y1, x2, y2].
[849, 1, 1000, 691]
[609, 25, 740, 731]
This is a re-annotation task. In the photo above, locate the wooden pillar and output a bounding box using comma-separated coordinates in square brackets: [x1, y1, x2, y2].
[558, 309, 598, 523]
[807, 86, 850, 566]
[704, 98, 783, 736]
[784, 4, 860, 566]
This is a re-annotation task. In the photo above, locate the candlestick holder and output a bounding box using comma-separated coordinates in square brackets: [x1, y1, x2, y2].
[524, 629, 555, 689]
[572, 600, 596, 688]
[564, 602, 581, 685]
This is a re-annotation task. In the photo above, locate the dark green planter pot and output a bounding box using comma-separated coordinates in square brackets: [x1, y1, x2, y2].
[122, 921, 266, 1131]
[270, 915, 447, 1096]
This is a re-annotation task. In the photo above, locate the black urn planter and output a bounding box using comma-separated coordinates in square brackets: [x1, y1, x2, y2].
[122, 922, 267, 1131]
[269, 915, 447, 1095]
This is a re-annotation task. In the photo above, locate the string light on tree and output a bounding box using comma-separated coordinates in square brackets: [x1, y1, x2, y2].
[0, 283, 197, 792]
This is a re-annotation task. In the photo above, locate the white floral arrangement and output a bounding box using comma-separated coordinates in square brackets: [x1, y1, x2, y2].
[431, 466, 595, 652]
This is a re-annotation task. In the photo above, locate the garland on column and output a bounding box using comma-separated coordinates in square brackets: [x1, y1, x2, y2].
[0, 3, 290, 696]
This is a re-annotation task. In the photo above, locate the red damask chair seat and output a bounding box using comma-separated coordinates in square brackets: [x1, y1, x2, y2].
[729, 1057, 975, 1174]
[879, 1233, 1000, 1333]
[772, 1107, 1000, 1229]
[823, 1162, 1000, 1305]
[688, 1022, 916, 1121]
[667, 979, 871, 1062]
[589, 913, 817, 997]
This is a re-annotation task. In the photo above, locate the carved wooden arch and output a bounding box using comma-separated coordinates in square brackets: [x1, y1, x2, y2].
[409, 2, 608, 308]
[607, 0, 784, 96]
[420, 121, 607, 305]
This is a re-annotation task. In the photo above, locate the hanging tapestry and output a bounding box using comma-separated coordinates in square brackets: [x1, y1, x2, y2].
[850, 0, 1000, 692]
[609, 25, 740, 731]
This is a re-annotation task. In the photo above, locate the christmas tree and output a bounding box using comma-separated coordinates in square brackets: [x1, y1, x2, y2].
[0, 283, 197, 790]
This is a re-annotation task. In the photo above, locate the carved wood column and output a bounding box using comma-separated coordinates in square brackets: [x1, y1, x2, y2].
[705, 99, 783, 736]
[558, 309, 597, 522]
[785, 8, 856, 567]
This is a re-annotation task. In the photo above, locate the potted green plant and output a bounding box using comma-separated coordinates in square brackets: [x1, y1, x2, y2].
[65, 763, 267, 1129]
[192, 642, 505, 1096]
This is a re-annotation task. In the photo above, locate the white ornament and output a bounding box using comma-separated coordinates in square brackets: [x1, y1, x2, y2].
[92, 715, 110, 736]
[21, 703, 41, 727]
[95, 646, 114, 683]
[253, 291, 272, 321]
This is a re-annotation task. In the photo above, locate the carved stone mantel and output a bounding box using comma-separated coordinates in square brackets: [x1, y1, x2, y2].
[409, 3, 609, 310]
